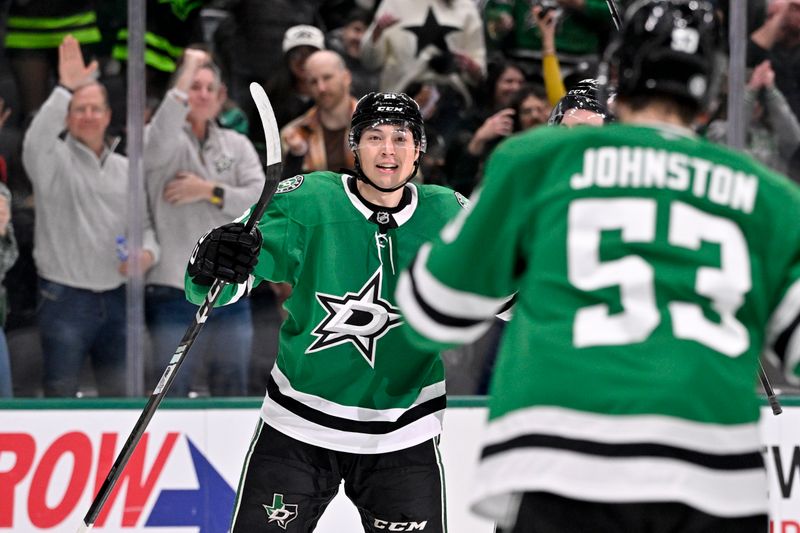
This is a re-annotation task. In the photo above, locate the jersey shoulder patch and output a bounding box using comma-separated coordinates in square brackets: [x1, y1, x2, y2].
[276, 175, 304, 194]
[454, 191, 470, 209]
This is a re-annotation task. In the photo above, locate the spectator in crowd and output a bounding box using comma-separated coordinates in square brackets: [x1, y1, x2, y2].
[209, 1, 324, 160]
[185, 91, 466, 533]
[0, 180, 18, 398]
[143, 48, 265, 397]
[532, 4, 568, 105]
[360, 0, 487, 139]
[548, 78, 614, 126]
[483, 0, 613, 78]
[209, 0, 322, 111]
[443, 60, 526, 195]
[327, 7, 381, 97]
[4, 1, 102, 125]
[706, 60, 800, 176]
[397, 2, 778, 531]
[512, 82, 551, 131]
[22, 36, 158, 397]
[750, 0, 800, 120]
[280, 50, 358, 177]
[265, 25, 327, 131]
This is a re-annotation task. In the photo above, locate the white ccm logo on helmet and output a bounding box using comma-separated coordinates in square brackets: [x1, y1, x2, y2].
[376, 106, 405, 112]
[373, 519, 428, 531]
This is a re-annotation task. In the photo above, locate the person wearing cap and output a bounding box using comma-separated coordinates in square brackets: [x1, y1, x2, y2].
[280, 50, 358, 178]
[184, 92, 471, 531]
[264, 24, 327, 129]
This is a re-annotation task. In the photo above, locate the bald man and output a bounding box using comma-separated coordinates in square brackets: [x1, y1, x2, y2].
[280, 50, 358, 176]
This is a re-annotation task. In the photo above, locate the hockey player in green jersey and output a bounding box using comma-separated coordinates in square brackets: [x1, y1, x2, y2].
[396, 1, 800, 532]
[185, 92, 466, 532]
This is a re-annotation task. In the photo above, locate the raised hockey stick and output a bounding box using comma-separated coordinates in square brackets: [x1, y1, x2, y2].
[77, 82, 282, 532]
[759, 361, 782, 416]
[605, 0, 622, 30]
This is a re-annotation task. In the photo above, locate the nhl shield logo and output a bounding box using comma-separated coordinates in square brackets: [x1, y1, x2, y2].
[376, 211, 390, 224]
[277, 175, 304, 194]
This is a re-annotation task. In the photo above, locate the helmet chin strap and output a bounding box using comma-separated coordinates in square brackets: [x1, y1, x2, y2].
[353, 154, 422, 193]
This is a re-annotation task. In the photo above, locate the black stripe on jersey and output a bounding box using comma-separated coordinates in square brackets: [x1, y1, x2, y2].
[771, 313, 800, 364]
[481, 434, 764, 471]
[267, 375, 446, 434]
[408, 255, 485, 329]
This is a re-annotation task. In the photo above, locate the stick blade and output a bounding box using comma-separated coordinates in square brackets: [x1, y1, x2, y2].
[249, 82, 281, 167]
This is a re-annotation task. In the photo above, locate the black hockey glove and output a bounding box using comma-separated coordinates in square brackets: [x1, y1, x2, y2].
[187, 222, 262, 285]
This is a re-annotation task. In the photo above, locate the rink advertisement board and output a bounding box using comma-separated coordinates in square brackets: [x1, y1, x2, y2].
[1, 398, 799, 533]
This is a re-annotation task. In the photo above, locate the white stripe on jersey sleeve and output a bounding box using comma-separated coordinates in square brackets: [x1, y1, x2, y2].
[396, 269, 494, 344]
[413, 244, 508, 319]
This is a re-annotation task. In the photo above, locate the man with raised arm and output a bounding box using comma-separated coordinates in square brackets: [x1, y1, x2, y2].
[22, 35, 158, 397]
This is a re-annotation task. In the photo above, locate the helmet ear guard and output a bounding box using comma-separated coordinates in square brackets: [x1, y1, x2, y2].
[601, 0, 722, 112]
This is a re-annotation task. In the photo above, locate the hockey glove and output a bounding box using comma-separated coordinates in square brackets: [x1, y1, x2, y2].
[187, 222, 262, 285]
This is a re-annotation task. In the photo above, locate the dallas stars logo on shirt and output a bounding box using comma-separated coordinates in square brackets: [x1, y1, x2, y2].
[263, 493, 298, 530]
[306, 268, 403, 367]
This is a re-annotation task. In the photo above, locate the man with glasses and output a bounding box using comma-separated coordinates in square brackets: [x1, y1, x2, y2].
[22, 35, 158, 397]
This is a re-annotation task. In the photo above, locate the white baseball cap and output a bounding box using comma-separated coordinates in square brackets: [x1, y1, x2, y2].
[282, 25, 325, 53]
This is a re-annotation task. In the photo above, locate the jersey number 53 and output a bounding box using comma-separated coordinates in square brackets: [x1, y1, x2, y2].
[567, 198, 750, 356]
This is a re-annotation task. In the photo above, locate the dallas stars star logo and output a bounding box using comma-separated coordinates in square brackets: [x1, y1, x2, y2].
[263, 493, 298, 530]
[306, 268, 403, 367]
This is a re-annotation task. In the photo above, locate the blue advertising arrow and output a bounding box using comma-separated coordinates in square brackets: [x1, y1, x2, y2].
[145, 437, 235, 532]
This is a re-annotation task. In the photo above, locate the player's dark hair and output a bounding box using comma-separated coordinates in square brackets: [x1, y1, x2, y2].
[618, 92, 699, 126]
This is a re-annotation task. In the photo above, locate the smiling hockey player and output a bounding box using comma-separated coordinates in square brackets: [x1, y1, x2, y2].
[185, 92, 467, 532]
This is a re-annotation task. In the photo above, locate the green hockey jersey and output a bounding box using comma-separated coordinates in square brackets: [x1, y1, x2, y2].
[186, 171, 467, 453]
[396, 123, 800, 523]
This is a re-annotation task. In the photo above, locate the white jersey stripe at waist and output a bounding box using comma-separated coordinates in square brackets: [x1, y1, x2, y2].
[270, 364, 446, 422]
[484, 405, 762, 454]
[260, 396, 444, 454]
[471, 449, 767, 523]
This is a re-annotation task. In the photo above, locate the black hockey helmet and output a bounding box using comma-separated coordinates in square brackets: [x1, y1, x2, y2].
[349, 92, 427, 193]
[349, 92, 427, 153]
[548, 78, 615, 125]
[608, 0, 721, 110]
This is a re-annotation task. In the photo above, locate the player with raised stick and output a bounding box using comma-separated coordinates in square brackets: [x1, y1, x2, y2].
[185, 92, 468, 532]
